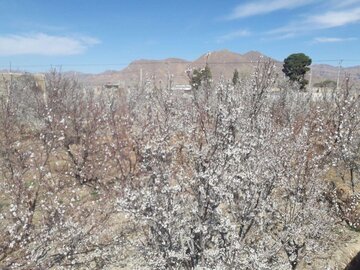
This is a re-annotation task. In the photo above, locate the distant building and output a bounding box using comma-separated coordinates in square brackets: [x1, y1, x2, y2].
[104, 83, 122, 89]
[171, 84, 192, 92]
[98, 81, 127, 101]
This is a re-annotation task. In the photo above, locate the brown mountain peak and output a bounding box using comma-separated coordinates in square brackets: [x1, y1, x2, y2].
[195, 49, 245, 64]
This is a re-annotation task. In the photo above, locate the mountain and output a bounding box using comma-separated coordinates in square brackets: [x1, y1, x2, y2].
[83, 58, 191, 86]
[311, 64, 360, 83]
[243, 50, 267, 62]
[77, 50, 360, 87]
[191, 49, 277, 82]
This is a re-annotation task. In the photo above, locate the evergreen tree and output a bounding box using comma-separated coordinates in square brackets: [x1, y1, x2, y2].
[190, 64, 212, 89]
[232, 69, 239, 85]
[282, 53, 312, 90]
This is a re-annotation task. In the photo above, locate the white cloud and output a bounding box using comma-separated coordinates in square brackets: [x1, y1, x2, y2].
[269, 7, 360, 35]
[226, 0, 316, 19]
[217, 30, 250, 43]
[0, 33, 100, 56]
[313, 37, 357, 43]
[331, 0, 360, 8]
[309, 8, 360, 28]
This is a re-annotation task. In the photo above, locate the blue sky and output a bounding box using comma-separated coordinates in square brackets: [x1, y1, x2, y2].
[0, 0, 359, 73]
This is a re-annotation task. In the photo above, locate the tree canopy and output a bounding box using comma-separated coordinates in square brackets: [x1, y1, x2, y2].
[190, 64, 212, 89]
[232, 69, 239, 85]
[314, 79, 337, 90]
[282, 53, 312, 90]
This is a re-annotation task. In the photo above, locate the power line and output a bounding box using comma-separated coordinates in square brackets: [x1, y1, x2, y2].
[1, 59, 360, 69]
[1, 59, 359, 75]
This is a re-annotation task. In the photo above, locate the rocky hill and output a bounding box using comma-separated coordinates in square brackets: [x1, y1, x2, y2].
[76, 50, 360, 87]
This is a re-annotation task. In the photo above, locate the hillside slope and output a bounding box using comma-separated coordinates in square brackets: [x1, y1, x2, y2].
[78, 50, 360, 87]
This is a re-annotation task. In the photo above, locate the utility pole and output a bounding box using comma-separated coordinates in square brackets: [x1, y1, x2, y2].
[336, 59, 343, 89]
[166, 62, 170, 89]
[308, 66, 313, 92]
[7, 61, 12, 102]
[140, 68, 143, 86]
[205, 52, 211, 66]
